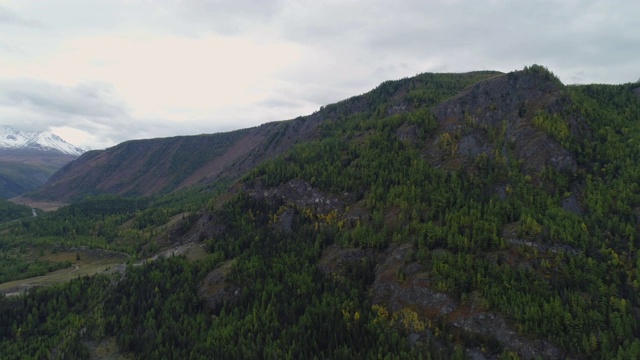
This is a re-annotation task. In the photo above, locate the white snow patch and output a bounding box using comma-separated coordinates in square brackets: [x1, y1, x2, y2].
[0, 125, 84, 156]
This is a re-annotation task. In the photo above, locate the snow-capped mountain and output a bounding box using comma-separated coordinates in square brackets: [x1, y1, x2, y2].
[0, 125, 84, 156]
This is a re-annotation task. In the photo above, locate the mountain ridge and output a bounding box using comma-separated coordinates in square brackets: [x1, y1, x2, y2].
[24, 70, 503, 203]
[0, 125, 84, 156]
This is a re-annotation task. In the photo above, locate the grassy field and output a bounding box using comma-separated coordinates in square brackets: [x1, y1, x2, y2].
[0, 242, 208, 297]
[8, 196, 68, 212]
[0, 249, 129, 296]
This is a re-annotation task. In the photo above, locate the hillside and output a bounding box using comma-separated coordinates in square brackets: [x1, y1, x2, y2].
[2, 66, 640, 359]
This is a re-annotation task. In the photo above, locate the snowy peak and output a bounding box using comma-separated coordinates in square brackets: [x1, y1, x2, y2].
[31, 132, 85, 156]
[0, 125, 84, 156]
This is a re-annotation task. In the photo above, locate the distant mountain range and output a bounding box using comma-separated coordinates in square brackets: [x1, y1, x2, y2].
[0, 125, 84, 198]
[0, 125, 84, 156]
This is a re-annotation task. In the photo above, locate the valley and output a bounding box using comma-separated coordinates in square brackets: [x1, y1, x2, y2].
[0, 126, 84, 199]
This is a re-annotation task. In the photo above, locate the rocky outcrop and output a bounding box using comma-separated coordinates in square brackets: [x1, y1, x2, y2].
[198, 260, 239, 311]
[370, 243, 564, 360]
[453, 313, 562, 360]
[434, 70, 560, 130]
[318, 244, 376, 276]
[247, 179, 346, 215]
[156, 211, 227, 254]
[372, 244, 457, 316]
[431, 70, 578, 174]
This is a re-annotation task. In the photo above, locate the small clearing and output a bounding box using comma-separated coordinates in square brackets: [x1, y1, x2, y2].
[0, 249, 128, 297]
[8, 196, 68, 212]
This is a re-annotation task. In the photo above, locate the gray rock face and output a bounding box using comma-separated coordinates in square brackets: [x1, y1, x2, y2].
[370, 243, 564, 360]
[561, 193, 582, 216]
[198, 261, 240, 311]
[453, 313, 562, 360]
[318, 245, 375, 276]
[459, 133, 491, 157]
[433, 71, 557, 131]
[431, 71, 578, 173]
[372, 244, 457, 315]
[248, 179, 345, 215]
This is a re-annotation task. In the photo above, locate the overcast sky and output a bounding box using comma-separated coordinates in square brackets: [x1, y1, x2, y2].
[1, 0, 638, 149]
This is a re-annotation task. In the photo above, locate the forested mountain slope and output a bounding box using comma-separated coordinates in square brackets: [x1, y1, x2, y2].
[2, 66, 640, 359]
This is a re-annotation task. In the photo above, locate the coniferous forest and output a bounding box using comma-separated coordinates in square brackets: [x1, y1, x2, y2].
[2, 66, 640, 359]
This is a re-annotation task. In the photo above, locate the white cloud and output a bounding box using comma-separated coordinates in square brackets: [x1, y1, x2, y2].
[0, 0, 638, 149]
[0, 4, 42, 27]
[0, 79, 127, 118]
[52, 34, 301, 117]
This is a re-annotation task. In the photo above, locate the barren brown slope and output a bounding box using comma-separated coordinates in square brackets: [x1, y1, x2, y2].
[176, 131, 267, 189]
[23, 113, 327, 202]
[174, 117, 316, 189]
[23, 130, 245, 201]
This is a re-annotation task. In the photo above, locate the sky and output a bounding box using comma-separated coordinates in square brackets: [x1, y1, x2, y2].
[0, 0, 638, 150]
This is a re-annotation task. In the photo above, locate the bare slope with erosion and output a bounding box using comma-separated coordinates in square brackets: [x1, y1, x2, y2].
[24, 117, 322, 202]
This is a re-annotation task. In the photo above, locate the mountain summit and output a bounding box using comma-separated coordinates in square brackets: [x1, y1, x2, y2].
[0, 125, 84, 156]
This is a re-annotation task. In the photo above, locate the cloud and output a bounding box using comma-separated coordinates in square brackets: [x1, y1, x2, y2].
[176, 0, 284, 35]
[254, 0, 640, 86]
[0, 79, 128, 119]
[0, 77, 312, 150]
[150, 0, 640, 110]
[0, 4, 42, 28]
[0, 0, 639, 150]
[0, 79, 132, 148]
